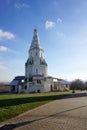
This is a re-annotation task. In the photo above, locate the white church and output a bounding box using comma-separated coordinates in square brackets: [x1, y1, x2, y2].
[9, 29, 70, 93]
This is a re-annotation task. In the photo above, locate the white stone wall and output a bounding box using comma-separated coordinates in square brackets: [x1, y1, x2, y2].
[25, 53, 48, 77]
[25, 29, 48, 93]
[25, 29, 48, 79]
[25, 84, 44, 93]
[29, 48, 44, 59]
[44, 78, 54, 92]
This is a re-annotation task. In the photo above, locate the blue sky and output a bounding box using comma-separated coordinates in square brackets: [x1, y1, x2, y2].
[0, 0, 87, 82]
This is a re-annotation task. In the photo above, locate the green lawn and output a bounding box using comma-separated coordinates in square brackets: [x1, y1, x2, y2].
[0, 91, 72, 122]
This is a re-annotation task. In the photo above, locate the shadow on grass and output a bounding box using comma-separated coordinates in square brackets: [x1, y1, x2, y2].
[65, 92, 87, 99]
[0, 94, 71, 107]
[0, 92, 87, 108]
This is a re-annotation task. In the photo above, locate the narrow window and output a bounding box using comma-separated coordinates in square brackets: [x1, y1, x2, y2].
[36, 68, 38, 74]
[37, 80, 41, 84]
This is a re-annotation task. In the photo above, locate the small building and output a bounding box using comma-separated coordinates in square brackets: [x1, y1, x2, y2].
[9, 29, 70, 93]
[44, 77, 70, 92]
[9, 76, 25, 93]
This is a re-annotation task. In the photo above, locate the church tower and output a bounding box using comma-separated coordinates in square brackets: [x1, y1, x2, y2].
[25, 29, 48, 92]
[9, 29, 70, 93]
[25, 29, 48, 78]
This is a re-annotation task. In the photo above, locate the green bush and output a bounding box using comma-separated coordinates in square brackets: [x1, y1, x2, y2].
[72, 90, 75, 93]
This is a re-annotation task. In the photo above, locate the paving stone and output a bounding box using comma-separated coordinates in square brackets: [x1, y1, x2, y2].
[0, 92, 87, 130]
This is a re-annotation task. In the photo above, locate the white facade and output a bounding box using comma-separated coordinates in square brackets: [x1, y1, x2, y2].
[9, 29, 70, 93]
[25, 29, 48, 92]
[25, 29, 48, 78]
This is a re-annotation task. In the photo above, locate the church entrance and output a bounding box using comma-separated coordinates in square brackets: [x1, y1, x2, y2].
[11, 85, 18, 93]
[11, 85, 15, 93]
[37, 89, 40, 93]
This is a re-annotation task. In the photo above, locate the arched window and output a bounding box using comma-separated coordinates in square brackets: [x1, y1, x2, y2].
[36, 68, 38, 74]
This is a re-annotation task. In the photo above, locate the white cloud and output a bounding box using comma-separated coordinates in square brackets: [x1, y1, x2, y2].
[0, 46, 9, 52]
[45, 18, 62, 29]
[9, 49, 23, 55]
[57, 18, 62, 23]
[45, 21, 56, 29]
[0, 46, 23, 55]
[0, 29, 15, 40]
[15, 3, 30, 9]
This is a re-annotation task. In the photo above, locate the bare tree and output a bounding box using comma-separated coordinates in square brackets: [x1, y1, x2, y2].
[70, 79, 84, 90]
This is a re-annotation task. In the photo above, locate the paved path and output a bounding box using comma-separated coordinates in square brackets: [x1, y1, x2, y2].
[0, 92, 87, 130]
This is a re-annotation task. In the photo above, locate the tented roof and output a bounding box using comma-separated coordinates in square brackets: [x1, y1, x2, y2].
[29, 29, 43, 51]
[9, 80, 19, 86]
[59, 80, 70, 85]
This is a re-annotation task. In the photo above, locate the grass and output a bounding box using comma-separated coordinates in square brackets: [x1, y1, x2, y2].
[0, 91, 72, 122]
